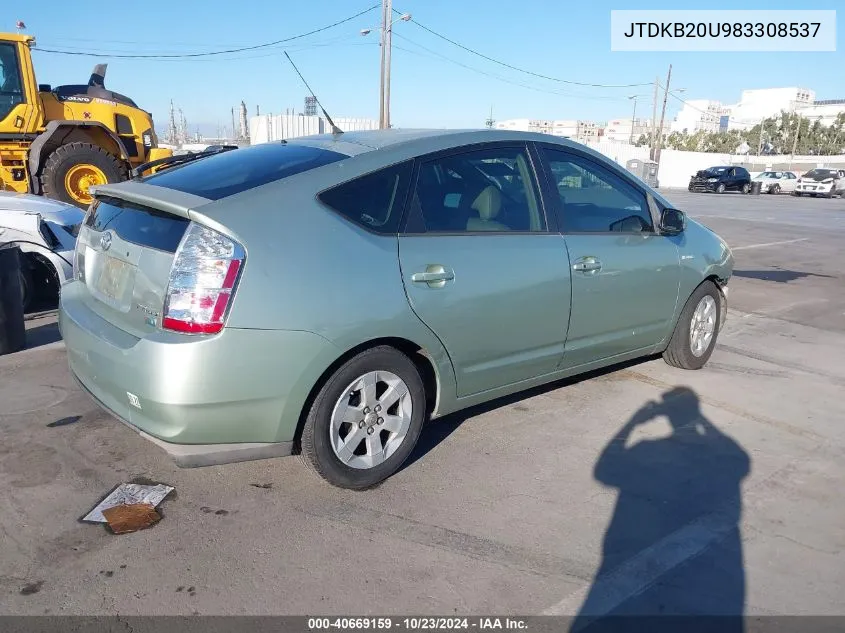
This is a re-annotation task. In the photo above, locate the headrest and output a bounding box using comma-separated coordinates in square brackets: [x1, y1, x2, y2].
[471, 186, 502, 221]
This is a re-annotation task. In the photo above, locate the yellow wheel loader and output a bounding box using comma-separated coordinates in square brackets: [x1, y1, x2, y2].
[0, 33, 172, 209]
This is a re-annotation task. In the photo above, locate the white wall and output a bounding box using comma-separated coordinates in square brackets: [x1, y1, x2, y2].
[249, 114, 378, 144]
[655, 150, 845, 188]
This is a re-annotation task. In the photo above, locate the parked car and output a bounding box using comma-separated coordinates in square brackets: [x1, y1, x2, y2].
[752, 170, 798, 194]
[0, 192, 83, 311]
[793, 168, 844, 198]
[59, 129, 733, 489]
[688, 166, 752, 194]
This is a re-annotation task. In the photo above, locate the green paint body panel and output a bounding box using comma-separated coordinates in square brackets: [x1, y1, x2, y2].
[58, 129, 733, 464]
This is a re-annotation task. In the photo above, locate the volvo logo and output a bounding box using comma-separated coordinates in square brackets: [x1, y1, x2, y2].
[100, 232, 112, 251]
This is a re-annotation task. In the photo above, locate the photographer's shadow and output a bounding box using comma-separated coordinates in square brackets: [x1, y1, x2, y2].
[572, 387, 751, 633]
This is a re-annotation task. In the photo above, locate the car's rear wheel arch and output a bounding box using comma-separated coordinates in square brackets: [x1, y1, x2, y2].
[292, 337, 438, 452]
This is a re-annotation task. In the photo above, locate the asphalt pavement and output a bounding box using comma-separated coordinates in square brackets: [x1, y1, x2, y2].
[1, 190, 843, 618]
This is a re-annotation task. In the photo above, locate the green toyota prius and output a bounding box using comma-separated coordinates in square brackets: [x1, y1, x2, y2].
[58, 129, 733, 489]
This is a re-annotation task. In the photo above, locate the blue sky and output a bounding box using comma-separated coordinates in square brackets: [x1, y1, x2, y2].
[12, 0, 845, 136]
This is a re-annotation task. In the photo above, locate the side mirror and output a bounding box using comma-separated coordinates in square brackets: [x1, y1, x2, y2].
[659, 208, 685, 235]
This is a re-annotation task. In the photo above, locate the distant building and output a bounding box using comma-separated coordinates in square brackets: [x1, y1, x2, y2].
[670, 100, 725, 134]
[798, 99, 845, 127]
[726, 87, 814, 130]
[604, 118, 651, 143]
[494, 118, 598, 143]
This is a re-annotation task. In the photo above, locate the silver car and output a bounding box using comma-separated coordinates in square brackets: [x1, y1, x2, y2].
[0, 192, 83, 310]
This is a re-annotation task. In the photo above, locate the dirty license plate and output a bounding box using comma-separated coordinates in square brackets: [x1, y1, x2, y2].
[97, 257, 129, 300]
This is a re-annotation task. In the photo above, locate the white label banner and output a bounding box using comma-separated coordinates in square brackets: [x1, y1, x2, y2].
[610, 10, 836, 52]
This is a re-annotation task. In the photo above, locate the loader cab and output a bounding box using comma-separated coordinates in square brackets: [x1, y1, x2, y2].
[0, 34, 43, 134]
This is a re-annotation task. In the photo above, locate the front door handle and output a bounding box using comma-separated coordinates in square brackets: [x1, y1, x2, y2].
[572, 257, 602, 272]
[411, 265, 454, 288]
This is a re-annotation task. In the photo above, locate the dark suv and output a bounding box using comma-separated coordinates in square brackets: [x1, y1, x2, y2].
[688, 166, 752, 194]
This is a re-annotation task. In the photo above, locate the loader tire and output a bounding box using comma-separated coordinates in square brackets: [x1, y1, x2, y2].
[40, 143, 127, 209]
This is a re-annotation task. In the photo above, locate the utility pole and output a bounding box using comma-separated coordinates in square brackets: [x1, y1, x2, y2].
[655, 64, 672, 164]
[485, 105, 494, 129]
[650, 78, 659, 159]
[757, 117, 764, 156]
[231, 107, 237, 141]
[628, 96, 639, 145]
[382, 0, 394, 129]
[378, 0, 388, 129]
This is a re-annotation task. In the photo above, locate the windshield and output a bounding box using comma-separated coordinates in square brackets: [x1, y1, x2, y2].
[758, 172, 780, 178]
[803, 169, 836, 179]
[0, 43, 25, 121]
[704, 167, 728, 175]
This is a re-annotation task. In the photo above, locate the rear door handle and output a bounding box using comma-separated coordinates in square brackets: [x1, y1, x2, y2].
[572, 257, 602, 272]
[411, 265, 454, 287]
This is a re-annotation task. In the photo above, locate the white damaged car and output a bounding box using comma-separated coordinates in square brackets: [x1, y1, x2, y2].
[793, 168, 844, 198]
[0, 192, 83, 311]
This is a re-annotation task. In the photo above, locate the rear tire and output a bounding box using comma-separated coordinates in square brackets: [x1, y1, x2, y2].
[40, 142, 127, 209]
[741, 182, 751, 194]
[663, 281, 722, 370]
[300, 346, 426, 489]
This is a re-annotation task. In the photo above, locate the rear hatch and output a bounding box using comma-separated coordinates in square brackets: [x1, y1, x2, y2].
[72, 141, 350, 338]
[74, 192, 196, 338]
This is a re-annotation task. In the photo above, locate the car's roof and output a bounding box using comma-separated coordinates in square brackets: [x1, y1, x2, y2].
[285, 128, 580, 157]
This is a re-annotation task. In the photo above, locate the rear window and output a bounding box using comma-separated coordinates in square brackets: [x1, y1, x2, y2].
[317, 161, 413, 234]
[142, 142, 348, 200]
[86, 197, 189, 253]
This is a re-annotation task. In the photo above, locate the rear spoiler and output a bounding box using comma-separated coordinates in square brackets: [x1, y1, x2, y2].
[90, 181, 211, 220]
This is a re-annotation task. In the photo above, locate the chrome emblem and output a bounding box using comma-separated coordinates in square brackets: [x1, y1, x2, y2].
[100, 232, 112, 251]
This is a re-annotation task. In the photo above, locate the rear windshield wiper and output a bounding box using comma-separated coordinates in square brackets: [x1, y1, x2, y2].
[131, 146, 239, 179]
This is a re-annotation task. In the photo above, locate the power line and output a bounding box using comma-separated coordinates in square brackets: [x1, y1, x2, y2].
[396, 9, 651, 89]
[36, 32, 363, 57]
[392, 33, 626, 101]
[33, 4, 379, 58]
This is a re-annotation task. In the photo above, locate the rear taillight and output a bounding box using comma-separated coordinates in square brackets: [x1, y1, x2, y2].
[73, 237, 86, 282]
[162, 222, 244, 335]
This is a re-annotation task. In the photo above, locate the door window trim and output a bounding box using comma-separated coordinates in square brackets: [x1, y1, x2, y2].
[534, 142, 659, 236]
[399, 140, 553, 236]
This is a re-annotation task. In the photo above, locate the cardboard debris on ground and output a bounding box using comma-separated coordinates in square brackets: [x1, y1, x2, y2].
[83, 483, 174, 523]
[102, 503, 161, 534]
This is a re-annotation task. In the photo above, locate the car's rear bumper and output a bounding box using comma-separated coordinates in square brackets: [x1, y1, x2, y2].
[59, 281, 339, 464]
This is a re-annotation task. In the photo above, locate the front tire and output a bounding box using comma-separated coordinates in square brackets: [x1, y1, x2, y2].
[40, 142, 127, 209]
[663, 281, 722, 370]
[715, 183, 726, 194]
[770, 184, 780, 195]
[300, 346, 426, 489]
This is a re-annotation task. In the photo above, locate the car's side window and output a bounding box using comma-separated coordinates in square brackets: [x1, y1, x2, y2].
[413, 146, 545, 233]
[318, 160, 413, 234]
[541, 148, 653, 234]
